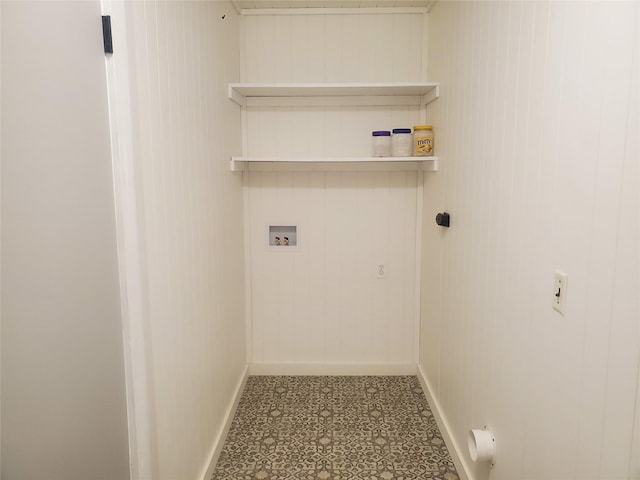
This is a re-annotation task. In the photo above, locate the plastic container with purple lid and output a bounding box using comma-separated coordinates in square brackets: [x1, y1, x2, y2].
[391, 128, 412, 157]
[372, 130, 391, 157]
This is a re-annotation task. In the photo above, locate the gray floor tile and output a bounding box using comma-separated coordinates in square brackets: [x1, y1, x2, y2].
[212, 376, 459, 480]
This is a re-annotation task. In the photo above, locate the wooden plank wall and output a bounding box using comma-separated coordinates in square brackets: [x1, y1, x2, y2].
[241, 12, 427, 369]
[421, 2, 639, 479]
[124, 3, 247, 479]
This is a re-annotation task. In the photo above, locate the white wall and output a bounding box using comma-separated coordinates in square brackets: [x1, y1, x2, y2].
[115, 2, 246, 479]
[420, 2, 639, 479]
[1, 1, 130, 478]
[242, 12, 427, 371]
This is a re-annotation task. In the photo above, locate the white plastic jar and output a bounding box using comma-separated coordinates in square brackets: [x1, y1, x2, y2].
[391, 128, 413, 157]
[371, 131, 391, 157]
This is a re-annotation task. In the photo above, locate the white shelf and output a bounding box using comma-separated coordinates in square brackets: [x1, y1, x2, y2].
[228, 82, 439, 107]
[230, 156, 438, 172]
[228, 81, 440, 172]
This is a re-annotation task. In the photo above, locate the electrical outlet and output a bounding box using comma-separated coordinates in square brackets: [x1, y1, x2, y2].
[376, 263, 387, 279]
[553, 270, 568, 315]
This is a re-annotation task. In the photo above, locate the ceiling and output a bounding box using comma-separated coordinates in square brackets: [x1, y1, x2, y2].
[232, 1, 436, 10]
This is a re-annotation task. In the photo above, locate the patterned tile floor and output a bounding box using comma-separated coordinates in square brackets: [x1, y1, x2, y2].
[212, 376, 460, 480]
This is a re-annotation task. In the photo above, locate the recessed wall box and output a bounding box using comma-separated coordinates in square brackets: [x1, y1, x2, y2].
[268, 225, 298, 250]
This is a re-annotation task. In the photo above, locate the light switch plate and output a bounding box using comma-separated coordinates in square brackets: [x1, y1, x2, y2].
[553, 270, 568, 315]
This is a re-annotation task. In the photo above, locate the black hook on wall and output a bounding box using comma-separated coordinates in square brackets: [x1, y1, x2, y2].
[435, 212, 450, 228]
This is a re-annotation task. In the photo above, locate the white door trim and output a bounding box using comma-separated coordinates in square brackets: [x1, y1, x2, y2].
[101, 2, 157, 479]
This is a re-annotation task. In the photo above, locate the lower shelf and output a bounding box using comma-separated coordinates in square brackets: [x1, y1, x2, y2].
[230, 156, 438, 172]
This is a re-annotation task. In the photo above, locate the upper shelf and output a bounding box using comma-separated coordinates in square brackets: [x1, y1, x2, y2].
[228, 82, 440, 107]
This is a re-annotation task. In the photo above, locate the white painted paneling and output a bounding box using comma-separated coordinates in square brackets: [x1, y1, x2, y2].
[116, 3, 246, 479]
[248, 170, 419, 366]
[243, 13, 424, 83]
[242, 11, 425, 367]
[420, 2, 640, 480]
[233, 1, 435, 10]
[241, 12, 425, 158]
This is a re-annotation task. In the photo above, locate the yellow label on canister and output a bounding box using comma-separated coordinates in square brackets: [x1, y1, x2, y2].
[414, 133, 434, 156]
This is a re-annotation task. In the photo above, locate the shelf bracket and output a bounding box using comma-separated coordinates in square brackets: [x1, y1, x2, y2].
[422, 84, 440, 106]
[230, 157, 246, 172]
[228, 85, 246, 106]
[422, 157, 439, 172]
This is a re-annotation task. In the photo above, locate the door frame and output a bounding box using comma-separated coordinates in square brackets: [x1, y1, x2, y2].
[100, 2, 158, 479]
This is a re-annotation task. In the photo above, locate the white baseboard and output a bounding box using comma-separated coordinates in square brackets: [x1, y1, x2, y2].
[416, 364, 473, 480]
[200, 364, 249, 480]
[249, 362, 416, 376]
